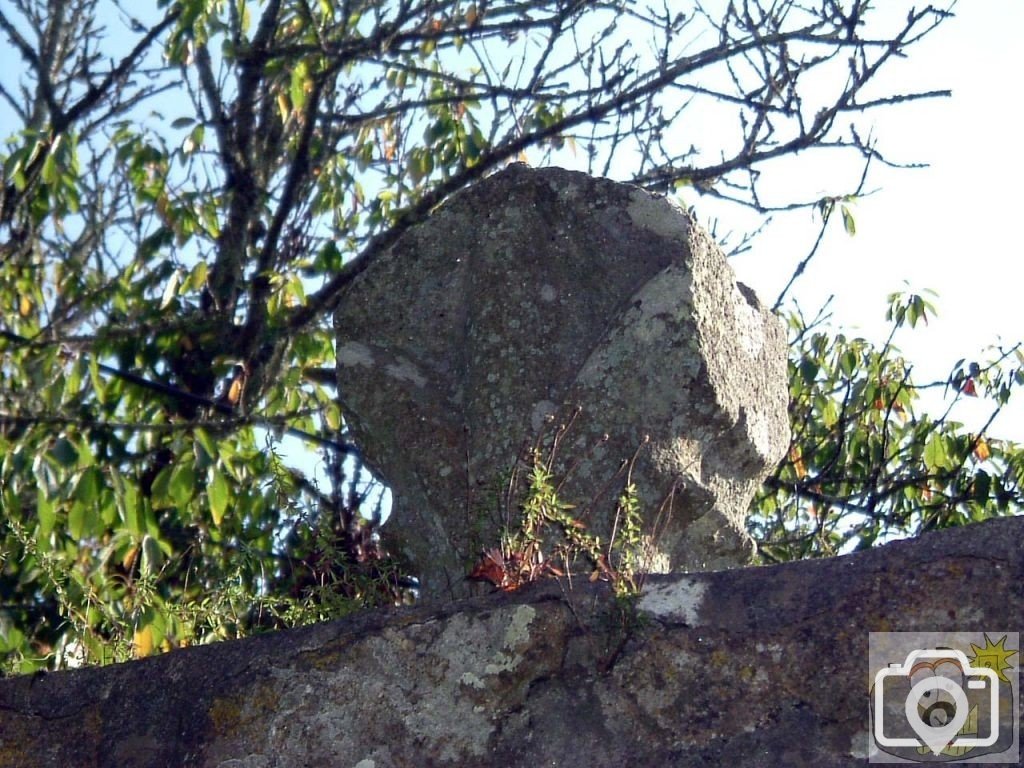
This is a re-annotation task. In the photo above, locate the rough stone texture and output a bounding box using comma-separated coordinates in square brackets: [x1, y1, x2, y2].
[1, 517, 1020, 767]
[334, 165, 789, 599]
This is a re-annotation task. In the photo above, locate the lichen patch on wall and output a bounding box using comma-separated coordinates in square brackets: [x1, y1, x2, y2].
[638, 578, 707, 625]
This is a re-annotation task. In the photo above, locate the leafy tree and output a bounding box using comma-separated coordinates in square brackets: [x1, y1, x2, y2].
[1, 0, 1014, 673]
[751, 285, 1023, 562]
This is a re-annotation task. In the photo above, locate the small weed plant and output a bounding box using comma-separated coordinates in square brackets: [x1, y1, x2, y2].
[471, 414, 668, 601]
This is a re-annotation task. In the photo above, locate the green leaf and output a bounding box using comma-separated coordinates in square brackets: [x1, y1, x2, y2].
[149, 465, 173, 508]
[64, 357, 84, 400]
[89, 356, 106, 404]
[923, 434, 948, 471]
[37, 488, 56, 539]
[972, 471, 991, 503]
[68, 499, 99, 540]
[32, 454, 58, 496]
[194, 428, 219, 462]
[100, 489, 118, 526]
[238, 0, 252, 33]
[840, 205, 856, 236]
[0, 625, 25, 654]
[73, 435, 97, 468]
[140, 535, 163, 577]
[839, 349, 858, 377]
[323, 402, 342, 431]
[290, 59, 311, 113]
[160, 269, 181, 309]
[183, 261, 209, 293]
[799, 357, 819, 385]
[120, 477, 143, 535]
[50, 437, 79, 467]
[41, 151, 58, 185]
[74, 466, 103, 505]
[168, 460, 196, 509]
[208, 466, 229, 526]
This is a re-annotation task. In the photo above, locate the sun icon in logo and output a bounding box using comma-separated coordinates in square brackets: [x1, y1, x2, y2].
[967, 633, 1018, 684]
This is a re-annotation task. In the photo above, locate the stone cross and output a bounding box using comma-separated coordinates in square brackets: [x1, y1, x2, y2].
[335, 165, 789, 600]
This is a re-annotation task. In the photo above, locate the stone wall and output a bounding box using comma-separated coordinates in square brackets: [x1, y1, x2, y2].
[1, 516, 1019, 767]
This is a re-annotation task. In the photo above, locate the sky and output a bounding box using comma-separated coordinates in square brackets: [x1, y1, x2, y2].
[723, 1, 1023, 443]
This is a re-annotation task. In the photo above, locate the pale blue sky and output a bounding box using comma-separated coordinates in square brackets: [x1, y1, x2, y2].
[726, 1, 1023, 443]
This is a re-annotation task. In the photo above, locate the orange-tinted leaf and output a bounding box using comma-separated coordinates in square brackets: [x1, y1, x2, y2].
[469, 548, 511, 589]
[789, 445, 807, 478]
[974, 438, 991, 462]
[133, 625, 154, 658]
[122, 544, 140, 573]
